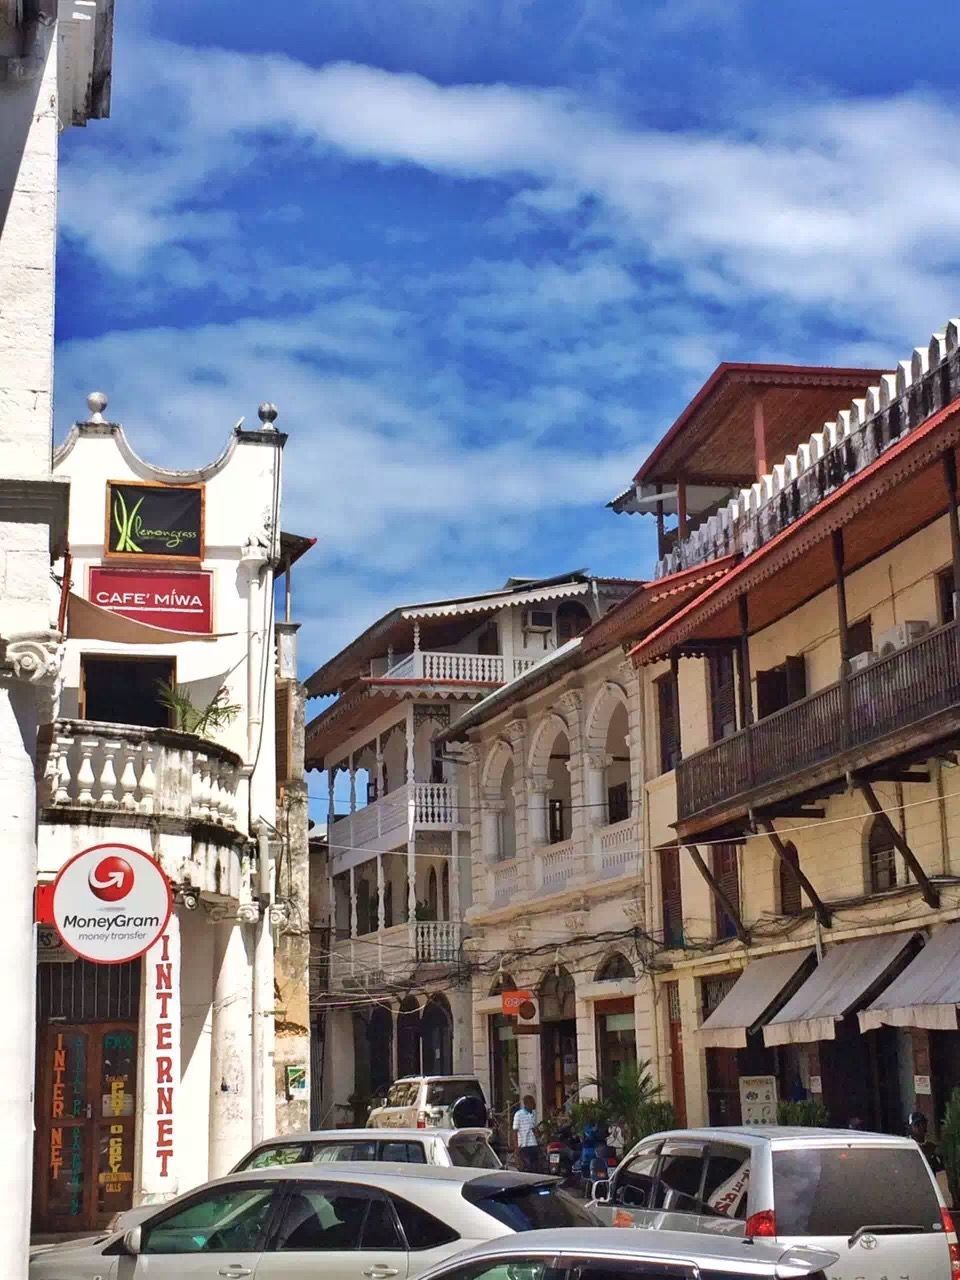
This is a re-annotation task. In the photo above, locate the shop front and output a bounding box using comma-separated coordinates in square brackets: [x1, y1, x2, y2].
[33, 955, 140, 1235]
[539, 967, 578, 1114]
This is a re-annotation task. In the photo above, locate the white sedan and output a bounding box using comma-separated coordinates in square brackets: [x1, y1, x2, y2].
[30, 1163, 596, 1279]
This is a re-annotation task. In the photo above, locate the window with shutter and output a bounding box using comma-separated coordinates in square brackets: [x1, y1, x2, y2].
[656, 674, 679, 774]
[778, 841, 802, 916]
[659, 846, 684, 948]
[709, 649, 737, 741]
[756, 654, 807, 720]
[711, 844, 741, 940]
[868, 819, 897, 892]
[275, 682, 293, 786]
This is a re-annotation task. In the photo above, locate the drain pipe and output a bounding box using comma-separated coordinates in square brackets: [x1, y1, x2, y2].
[251, 825, 276, 1145]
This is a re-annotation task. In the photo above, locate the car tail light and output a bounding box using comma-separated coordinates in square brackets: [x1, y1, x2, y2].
[745, 1209, 777, 1238]
[941, 1208, 960, 1277]
[547, 1141, 562, 1152]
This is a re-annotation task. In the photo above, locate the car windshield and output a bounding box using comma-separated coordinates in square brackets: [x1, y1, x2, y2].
[448, 1134, 501, 1169]
[464, 1180, 596, 1230]
[427, 1080, 484, 1106]
[773, 1145, 942, 1237]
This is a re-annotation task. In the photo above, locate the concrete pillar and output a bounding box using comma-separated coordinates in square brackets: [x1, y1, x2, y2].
[449, 831, 462, 920]
[251, 903, 275, 1146]
[376, 857, 386, 931]
[0, 679, 41, 1270]
[327, 768, 335, 829]
[482, 797, 502, 860]
[209, 921, 253, 1177]
[528, 780, 550, 845]
[348, 757, 357, 814]
[678, 971, 707, 1128]
[585, 753, 607, 824]
[178, 910, 215, 1190]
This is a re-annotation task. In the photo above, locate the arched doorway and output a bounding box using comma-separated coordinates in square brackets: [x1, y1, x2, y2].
[539, 966, 578, 1114]
[594, 953, 637, 1094]
[396, 997, 420, 1077]
[488, 975, 520, 1143]
[368, 1005, 393, 1100]
[420, 995, 453, 1075]
[556, 600, 592, 644]
[427, 867, 439, 920]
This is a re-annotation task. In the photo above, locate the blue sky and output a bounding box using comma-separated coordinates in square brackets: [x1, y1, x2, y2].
[54, 0, 960, 676]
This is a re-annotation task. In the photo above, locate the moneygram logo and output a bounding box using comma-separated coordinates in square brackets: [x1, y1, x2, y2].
[88, 855, 134, 903]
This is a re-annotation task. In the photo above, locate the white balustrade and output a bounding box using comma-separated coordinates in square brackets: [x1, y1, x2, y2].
[415, 920, 462, 962]
[538, 838, 579, 891]
[594, 816, 641, 879]
[379, 649, 549, 685]
[40, 720, 242, 832]
[492, 862, 519, 904]
[415, 782, 458, 826]
[331, 782, 462, 865]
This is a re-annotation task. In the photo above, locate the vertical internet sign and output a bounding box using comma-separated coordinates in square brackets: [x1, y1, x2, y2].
[107, 481, 203, 560]
[138, 917, 180, 1198]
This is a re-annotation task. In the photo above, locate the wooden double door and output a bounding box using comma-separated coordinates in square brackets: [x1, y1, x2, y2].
[33, 1022, 138, 1234]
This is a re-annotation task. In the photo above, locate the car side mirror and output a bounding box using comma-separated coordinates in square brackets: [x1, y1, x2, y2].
[593, 1180, 610, 1201]
[122, 1226, 142, 1256]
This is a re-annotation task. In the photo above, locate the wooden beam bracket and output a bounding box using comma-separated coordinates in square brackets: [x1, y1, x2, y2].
[685, 843, 750, 945]
[756, 819, 832, 928]
[854, 777, 940, 909]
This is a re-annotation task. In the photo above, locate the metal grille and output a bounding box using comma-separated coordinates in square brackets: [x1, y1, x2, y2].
[701, 973, 738, 1021]
[665, 981, 682, 1025]
[38, 957, 141, 1023]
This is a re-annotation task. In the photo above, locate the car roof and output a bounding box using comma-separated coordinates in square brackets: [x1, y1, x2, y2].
[389, 1075, 480, 1083]
[250, 1127, 490, 1144]
[221, 1162, 542, 1188]
[634, 1126, 917, 1149]
[420, 1228, 837, 1277]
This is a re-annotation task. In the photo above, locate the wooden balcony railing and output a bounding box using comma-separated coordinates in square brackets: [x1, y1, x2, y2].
[677, 620, 960, 823]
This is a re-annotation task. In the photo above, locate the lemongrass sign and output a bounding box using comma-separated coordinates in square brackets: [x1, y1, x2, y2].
[51, 844, 172, 964]
[107, 481, 203, 559]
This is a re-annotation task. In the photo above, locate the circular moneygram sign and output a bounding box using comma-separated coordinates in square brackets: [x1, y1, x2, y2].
[52, 843, 172, 964]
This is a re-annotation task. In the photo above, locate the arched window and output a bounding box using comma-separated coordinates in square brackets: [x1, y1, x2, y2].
[539, 966, 576, 1021]
[498, 759, 516, 860]
[489, 972, 517, 996]
[441, 863, 450, 920]
[604, 701, 631, 823]
[779, 842, 802, 916]
[869, 820, 897, 892]
[557, 601, 592, 644]
[596, 952, 635, 981]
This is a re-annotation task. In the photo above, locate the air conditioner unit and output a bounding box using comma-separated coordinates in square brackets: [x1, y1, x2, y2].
[522, 609, 553, 632]
[848, 651, 878, 674]
[876, 621, 930, 658]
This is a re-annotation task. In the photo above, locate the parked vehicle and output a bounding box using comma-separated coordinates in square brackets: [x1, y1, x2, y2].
[30, 1164, 596, 1279]
[589, 1125, 958, 1280]
[415, 1226, 837, 1280]
[103, 1126, 500, 1236]
[368, 1075, 489, 1129]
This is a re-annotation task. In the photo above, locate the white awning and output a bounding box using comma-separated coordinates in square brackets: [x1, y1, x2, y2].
[763, 932, 919, 1047]
[67, 592, 231, 643]
[860, 924, 960, 1033]
[402, 581, 590, 620]
[698, 949, 814, 1049]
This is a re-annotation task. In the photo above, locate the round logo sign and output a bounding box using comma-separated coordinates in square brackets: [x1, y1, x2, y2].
[51, 843, 172, 964]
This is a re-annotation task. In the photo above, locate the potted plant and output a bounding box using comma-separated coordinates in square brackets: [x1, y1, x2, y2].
[777, 1098, 829, 1126]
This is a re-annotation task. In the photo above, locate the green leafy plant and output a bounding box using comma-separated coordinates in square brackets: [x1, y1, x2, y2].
[940, 1088, 960, 1205]
[569, 1097, 612, 1135]
[113, 490, 144, 552]
[583, 1062, 676, 1148]
[777, 1098, 829, 1127]
[156, 681, 240, 737]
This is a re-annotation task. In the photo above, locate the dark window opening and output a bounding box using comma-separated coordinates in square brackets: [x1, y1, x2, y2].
[607, 781, 629, 824]
[81, 656, 174, 729]
[660, 847, 684, 948]
[556, 601, 592, 645]
[708, 650, 737, 742]
[939, 568, 956, 625]
[847, 616, 873, 659]
[711, 844, 740, 941]
[656, 675, 679, 775]
[756, 654, 807, 720]
[548, 798, 567, 844]
[476, 624, 499, 656]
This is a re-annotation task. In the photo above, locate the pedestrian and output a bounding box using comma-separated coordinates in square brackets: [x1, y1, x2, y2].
[513, 1094, 541, 1173]
[908, 1111, 951, 1201]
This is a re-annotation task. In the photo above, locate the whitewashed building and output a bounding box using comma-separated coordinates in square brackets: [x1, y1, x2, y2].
[29, 395, 312, 1235]
[305, 574, 635, 1123]
[440, 600, 657, 1141]
[0, 2, 114, 1265]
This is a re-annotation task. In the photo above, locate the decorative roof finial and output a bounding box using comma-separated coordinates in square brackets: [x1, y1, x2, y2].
[86, 391, 108, 424]
[258, 402, 279, 431]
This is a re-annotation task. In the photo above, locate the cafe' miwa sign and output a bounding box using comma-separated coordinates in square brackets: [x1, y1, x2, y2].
[106, 481, 203, 560]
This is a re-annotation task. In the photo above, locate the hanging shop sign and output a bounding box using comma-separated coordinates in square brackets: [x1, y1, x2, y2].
[89, 566, 213, 634]
[140, 920, 180, 1194]
[106, 480, 203, 559]
[51, 843, 172, 965]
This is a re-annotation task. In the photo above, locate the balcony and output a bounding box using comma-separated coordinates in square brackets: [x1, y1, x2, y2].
[329, 782, 463, 872]
[38, 718, 243, 833]
[677, 620, 960, 830]
[381, 651, 540, 683]
[329, 920, 463, 989]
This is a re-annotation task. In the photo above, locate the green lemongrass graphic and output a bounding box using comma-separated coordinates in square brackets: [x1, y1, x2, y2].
[113, 492, 144, 552]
